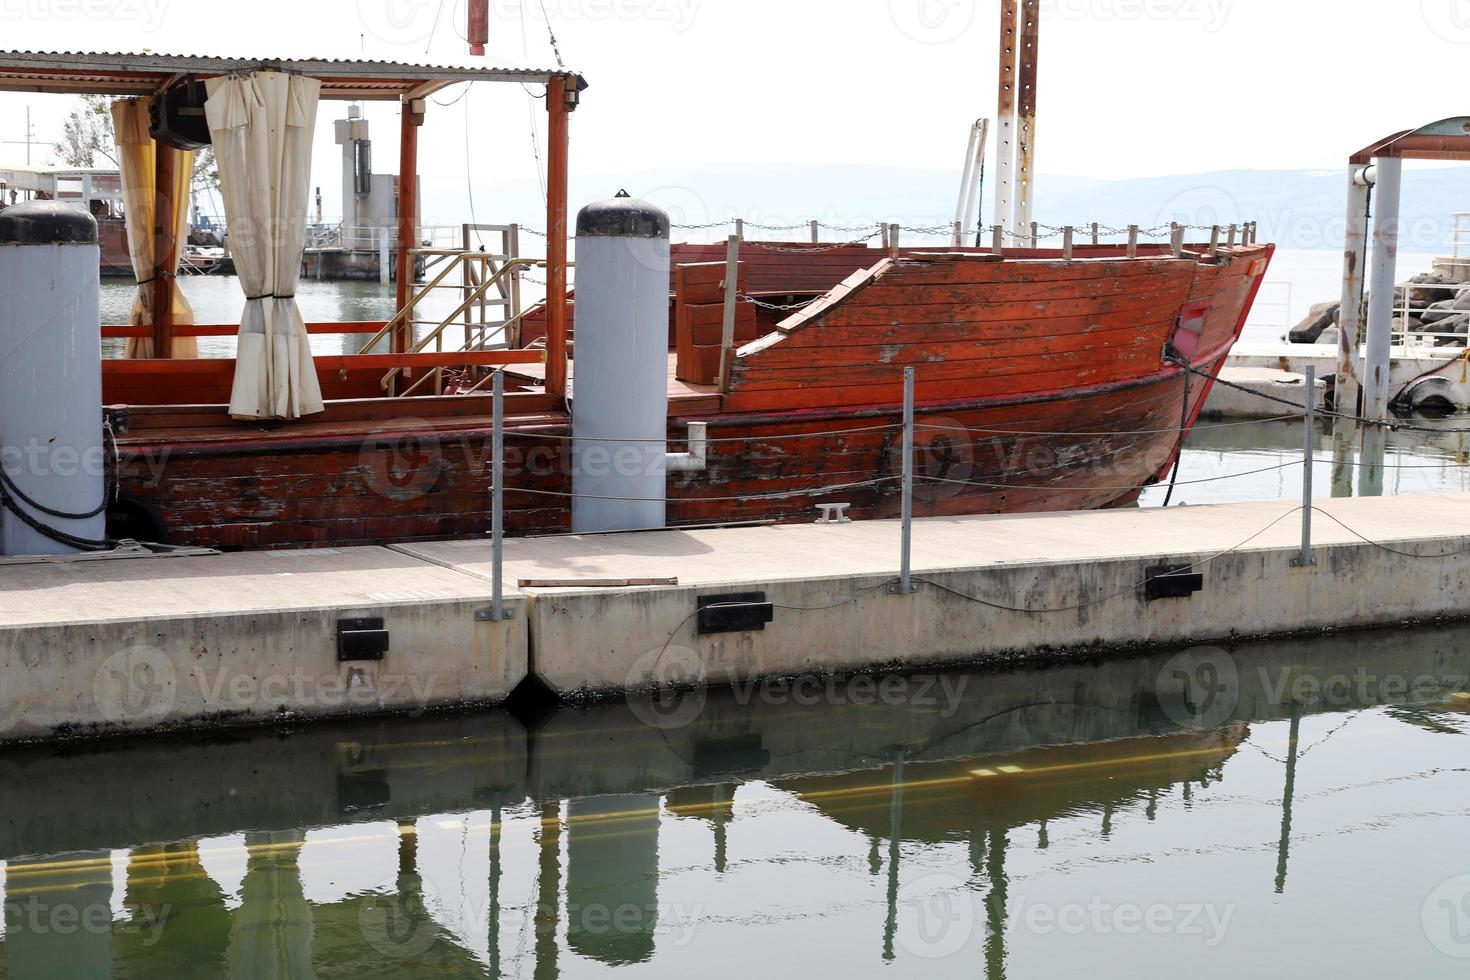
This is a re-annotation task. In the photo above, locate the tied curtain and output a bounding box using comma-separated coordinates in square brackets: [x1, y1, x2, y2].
[204, 71, 325, 421]
[110, 99, 198, 359]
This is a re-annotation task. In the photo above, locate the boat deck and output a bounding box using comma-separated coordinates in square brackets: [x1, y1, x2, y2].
[505, 352, 723, 414]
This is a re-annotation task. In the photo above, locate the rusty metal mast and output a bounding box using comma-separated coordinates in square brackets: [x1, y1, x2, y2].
[994, 0, 1040, 241]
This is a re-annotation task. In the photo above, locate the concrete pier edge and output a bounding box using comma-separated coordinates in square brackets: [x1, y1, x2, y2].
[1, 494, 1467, 744]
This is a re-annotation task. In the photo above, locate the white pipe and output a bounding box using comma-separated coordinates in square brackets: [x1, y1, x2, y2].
[1362, 156, 1402, 422]
[666, 422, 708, 473]
[952, 122, 982, 245]
[961, 119, 989, 245]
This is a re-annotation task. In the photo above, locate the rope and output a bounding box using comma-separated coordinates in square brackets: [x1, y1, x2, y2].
[1310, 507, 1470, 559]
[0, 417, 119, 553]
[1171, 356, 1470, 435]
[1161, 360, 1191, 507]
[510, 477, 896, 504]
[924, 459, 1305, 495]
[912, 507, 1306, 615]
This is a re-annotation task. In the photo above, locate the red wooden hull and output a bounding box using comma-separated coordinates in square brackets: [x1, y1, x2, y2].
[107, 242, 1272, 550]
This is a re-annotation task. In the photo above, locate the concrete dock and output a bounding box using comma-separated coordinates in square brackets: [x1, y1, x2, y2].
[2, 494, 1469, 742]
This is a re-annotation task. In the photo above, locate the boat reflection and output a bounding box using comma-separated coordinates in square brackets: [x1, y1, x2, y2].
[1, 625, 1467, 977]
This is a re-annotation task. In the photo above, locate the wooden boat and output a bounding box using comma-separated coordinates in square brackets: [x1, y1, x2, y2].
[104, 238, 1270, 549]
[0, 48, 1270, 552]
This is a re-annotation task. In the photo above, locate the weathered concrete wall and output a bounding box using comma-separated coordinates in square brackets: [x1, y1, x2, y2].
[0, 599, 525, 742]
[529, 537, 1470, 695]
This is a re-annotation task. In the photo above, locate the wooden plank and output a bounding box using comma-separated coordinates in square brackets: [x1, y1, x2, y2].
[519, 578, 679, 588]
[103, 321, 389, 339]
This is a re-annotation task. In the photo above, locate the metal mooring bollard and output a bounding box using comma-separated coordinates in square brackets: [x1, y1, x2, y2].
[1293, 365, 1317, 568]
[890, 367, 920, 594]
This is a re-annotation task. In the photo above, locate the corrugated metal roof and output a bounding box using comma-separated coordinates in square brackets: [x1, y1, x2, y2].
[0, 49, 575, 100]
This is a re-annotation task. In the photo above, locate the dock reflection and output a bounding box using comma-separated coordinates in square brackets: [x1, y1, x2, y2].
[1, 625, 1468, 977]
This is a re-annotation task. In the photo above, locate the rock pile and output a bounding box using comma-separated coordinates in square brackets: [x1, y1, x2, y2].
[1289, 273, 1470, 346]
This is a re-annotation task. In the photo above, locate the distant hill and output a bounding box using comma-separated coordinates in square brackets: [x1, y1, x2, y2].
[423, 164, 1470, 251]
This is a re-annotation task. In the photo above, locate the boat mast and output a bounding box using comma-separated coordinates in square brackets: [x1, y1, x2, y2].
[994, 0, 1040, 242]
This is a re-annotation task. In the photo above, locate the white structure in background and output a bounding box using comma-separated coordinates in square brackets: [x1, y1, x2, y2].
[332, 105, 411, 253]
[0, 164, 122, 210]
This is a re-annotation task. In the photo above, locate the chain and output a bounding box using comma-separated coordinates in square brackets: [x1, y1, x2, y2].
[740, 292, 815, 311]
[744, 235, 880, 253]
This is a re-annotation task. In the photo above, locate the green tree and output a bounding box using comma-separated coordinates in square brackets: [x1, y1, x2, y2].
[52, 94, 220, 199]
[52, 94, 116, 168]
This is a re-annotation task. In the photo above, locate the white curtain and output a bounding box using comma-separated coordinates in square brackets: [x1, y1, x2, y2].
[110, 98, 198, 359]
[205, 71, 325, 420]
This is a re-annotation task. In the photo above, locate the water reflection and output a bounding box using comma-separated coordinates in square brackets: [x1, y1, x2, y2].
[2, 626, 1469, 977]
[1141, 417, 1470, 506]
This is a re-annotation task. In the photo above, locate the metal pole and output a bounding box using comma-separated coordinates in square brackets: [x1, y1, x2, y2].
[1127, 224, 1139, 259]
[1294, 366, 1316, 568]
[994, 0, 1020, 240]
[892, 367, 918, 595]
[1363, 156, 1403, 422]
[492, 370, 506, 618]
[961, 119, 989, 244]
[954, 120, 982, 242]
[811, 219, 820, 244]
[1336, 165, 1374, 414]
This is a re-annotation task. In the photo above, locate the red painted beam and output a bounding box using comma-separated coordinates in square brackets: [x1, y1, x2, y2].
[545, 75, 570, 397]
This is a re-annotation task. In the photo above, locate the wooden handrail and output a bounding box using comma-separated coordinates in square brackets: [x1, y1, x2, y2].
[102, 321, 388, 339]
[380, 257, 544, 392]
[103, 349, 547, 375]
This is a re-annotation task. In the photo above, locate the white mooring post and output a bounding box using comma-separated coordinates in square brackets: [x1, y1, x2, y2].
[992, 225, 1004, 254]
[1294, 365, 1317, 568]
[1363, 156, 1403, 422]
[891, 367, 919, 595]
[811, 220, 820, 244]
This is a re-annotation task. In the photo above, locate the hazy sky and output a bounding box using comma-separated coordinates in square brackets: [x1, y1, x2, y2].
[2, 0, 1469, 222]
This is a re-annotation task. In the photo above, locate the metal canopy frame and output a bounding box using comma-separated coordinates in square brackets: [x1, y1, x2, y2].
[0, 49, 581, 397]
[1350, 117, 1470, 165]
[0, 49, 577, 101]
[1338, 117, 1470, 422]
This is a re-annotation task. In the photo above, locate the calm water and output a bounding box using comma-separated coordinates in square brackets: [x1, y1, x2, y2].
[1139, 417, 1470, 507]
[2, 624, 1468, 977]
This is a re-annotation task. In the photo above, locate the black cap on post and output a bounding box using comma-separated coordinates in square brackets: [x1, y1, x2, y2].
[0, 201, 99, 246]
[576, 192, 670, 240]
